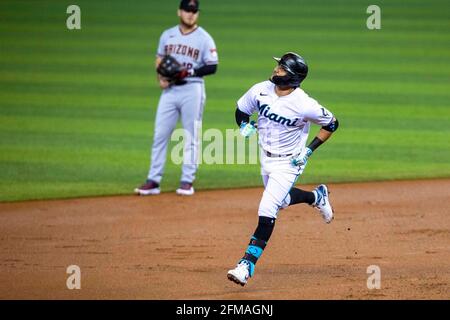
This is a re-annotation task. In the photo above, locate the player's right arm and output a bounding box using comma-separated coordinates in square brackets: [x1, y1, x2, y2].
[235, 108, 257, 137]
[235, 84, 260, 137]
[235, 84, 260, 125]
[155, 56, 170, 89]
[235, 108, 250, 126]
[155, 30, 171, 89]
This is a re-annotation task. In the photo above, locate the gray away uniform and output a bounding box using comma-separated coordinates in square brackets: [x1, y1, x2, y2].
[147, 25, 218, 184]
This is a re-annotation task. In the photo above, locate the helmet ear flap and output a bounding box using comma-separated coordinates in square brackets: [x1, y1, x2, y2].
[270, 74, 302, 88]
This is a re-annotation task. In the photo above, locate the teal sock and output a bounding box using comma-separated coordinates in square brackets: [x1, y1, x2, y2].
[240, 236, 267, 277]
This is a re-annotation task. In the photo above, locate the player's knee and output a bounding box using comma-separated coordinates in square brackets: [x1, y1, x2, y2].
[280, 194, 291, 209]
[258, 208, 278, 220]
[153, 130, 171, 143]
[258, 194, 279, 218]
[258, 191, 284, 218]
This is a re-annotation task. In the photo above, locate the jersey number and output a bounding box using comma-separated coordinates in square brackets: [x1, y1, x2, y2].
[182, 62, 193, 70]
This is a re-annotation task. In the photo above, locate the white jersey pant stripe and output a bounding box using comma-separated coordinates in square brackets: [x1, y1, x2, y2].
[147, 82, 206, 184]
[258, 150, 305, 219]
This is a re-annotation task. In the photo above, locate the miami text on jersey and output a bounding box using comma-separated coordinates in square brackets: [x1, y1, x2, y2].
[258, 104, 299, 127]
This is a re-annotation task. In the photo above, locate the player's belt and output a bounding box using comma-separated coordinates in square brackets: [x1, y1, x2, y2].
[264, 150, 292, 158]
[172, 80, 188, 86]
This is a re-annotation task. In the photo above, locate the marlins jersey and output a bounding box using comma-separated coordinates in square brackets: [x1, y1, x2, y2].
[237, 80, 333, 155]
[157, 25, 218, 84]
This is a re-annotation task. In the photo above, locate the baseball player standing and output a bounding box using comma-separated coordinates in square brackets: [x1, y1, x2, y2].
[227, 52, 339, 286]
[135, 0, 218, 196]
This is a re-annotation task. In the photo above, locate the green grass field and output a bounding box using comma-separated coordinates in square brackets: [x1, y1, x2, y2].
[1, 0, 449, 201]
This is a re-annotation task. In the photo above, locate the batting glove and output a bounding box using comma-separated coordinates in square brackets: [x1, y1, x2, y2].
[239, 121, 257, 138]
[291, 147, 313, 167]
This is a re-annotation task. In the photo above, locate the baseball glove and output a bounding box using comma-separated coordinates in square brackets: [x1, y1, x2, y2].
[157, 55, 189, 84]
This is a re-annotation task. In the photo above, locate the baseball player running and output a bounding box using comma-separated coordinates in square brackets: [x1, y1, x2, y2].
[227, 52, 339, 286]
[135, 0, 218, 196]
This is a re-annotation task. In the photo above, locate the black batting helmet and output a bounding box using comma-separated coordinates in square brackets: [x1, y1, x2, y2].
[270, 52, 308, 87]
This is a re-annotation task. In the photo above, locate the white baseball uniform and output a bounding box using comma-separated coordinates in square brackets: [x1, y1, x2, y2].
[237, 80, 334, 218]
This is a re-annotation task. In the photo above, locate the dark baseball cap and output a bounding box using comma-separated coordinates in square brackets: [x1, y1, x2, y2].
[179, 0, 199, 12]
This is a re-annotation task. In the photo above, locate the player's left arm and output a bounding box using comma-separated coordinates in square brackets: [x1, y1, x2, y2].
[291, 117, 339, 167]
[192, 64, 217, 77]
[304, 99, 339, 152]
[193, 34, 218, 78]
[291, 102, 339, 167]
[307, 117, 339, 152]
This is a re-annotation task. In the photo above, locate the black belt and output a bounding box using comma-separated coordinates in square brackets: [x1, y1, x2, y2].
[264, 150, 293, 158]
[172, 80, 187, 86]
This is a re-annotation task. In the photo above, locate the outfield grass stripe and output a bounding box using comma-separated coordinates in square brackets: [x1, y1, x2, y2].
[1, 66, 448, 84]
[2, 25, 448, 42]
[2, 27, 449, 45]
[0, 97, 155, 110]
[2, 15, 448, 33]
[0, 84, 448, 108]
[0, 116, 152, 136]
[3, 101, 448, 125]
[0, 89, 447, 110]
[1, 56, 449, 77]
[1, 76, 448, 98]
[1, 116, 449, 144]
[0, 91, 155, 108]
[3, 44, 448, 63]
[2, 21, 446, 33]
[1, 69, 449, 95]
[2, 60, 448, 80]
[2, 41, 449, 59]
[330, 104, 450, 117]
[0, 76, 444, 97]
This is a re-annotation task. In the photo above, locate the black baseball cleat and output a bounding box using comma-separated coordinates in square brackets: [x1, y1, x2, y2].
[176, 181, 194, 196]
[134, 180, 161, 195]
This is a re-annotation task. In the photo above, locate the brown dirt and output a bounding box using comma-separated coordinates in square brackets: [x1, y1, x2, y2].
[0, 179, 449, 300]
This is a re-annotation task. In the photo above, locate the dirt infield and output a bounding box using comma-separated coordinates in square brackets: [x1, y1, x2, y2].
[0, 179, 449, 299]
